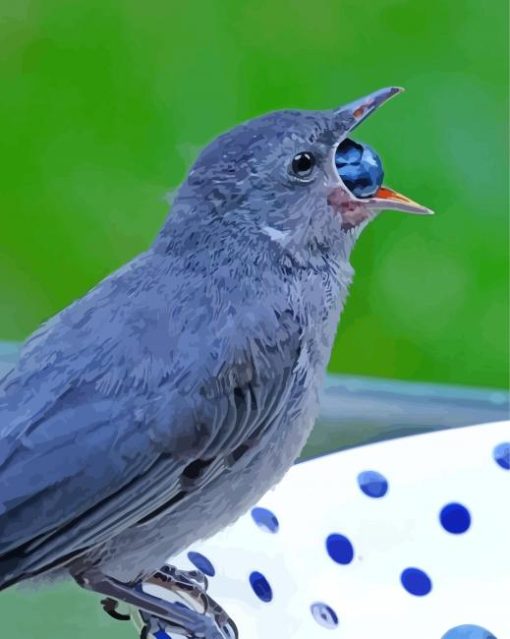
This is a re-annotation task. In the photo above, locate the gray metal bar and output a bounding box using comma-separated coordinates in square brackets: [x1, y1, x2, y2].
[302, 374, 509, 459]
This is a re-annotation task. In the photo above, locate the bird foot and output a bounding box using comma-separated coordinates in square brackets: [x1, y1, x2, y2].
[147, 566, 208, 614]
[145, 564, 238, 638]
[74, 566, 237, 639]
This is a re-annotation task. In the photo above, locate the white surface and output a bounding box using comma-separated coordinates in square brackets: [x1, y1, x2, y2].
[143, 421, 510, 639]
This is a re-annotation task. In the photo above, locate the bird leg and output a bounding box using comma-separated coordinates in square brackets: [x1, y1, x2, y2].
[74, 568, 228, 639]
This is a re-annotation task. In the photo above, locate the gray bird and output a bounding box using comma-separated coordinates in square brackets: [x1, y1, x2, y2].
[0, 87, 431, 637]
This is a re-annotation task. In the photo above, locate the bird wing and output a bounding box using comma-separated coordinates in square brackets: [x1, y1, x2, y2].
[0, 253, 302, 585]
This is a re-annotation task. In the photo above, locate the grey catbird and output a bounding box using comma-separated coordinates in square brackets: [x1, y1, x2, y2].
[0, 87, 431, 637]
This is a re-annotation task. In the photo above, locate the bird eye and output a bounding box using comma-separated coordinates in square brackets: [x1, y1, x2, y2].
[291, 152, 316, 179]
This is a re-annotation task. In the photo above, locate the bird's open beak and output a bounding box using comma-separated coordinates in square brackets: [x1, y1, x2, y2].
[332, 87, 433, 217]
[368, 186, 433, 215]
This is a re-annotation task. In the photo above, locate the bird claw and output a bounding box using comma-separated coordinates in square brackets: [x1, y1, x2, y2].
[148, 567, 209, 615]
[155, 565, 209, 592]
[79, 565, 236, 639]
[86, 566, 239, 639]
[101, 596, 131, 621]
[142, 564, 239, 639]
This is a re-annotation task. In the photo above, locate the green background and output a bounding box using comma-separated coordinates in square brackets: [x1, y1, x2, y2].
[1, 0, 508, 389]
[0, 1, 508, 637]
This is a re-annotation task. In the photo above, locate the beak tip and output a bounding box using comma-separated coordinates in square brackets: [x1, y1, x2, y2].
[410, 205, 435, 216]
[418, 203, 435, 216]
[373, 186, 434, 216]
[385, 86, 405, 100]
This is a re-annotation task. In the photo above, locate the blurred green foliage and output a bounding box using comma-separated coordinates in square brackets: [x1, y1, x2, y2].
[0, 0, 508, 391]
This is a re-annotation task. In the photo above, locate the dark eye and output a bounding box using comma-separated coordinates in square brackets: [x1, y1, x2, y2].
[291, 152, 316, 179]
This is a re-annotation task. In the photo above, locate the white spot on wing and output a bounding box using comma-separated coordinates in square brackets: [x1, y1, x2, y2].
[262, 226, 290, 243]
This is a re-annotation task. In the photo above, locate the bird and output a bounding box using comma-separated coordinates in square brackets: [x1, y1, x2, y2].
[0, 87, 431, 637]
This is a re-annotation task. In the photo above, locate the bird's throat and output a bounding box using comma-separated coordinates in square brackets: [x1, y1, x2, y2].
[327, 187, 376, 232]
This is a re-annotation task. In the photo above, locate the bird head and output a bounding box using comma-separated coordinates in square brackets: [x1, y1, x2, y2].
[165, 87, 432, 260]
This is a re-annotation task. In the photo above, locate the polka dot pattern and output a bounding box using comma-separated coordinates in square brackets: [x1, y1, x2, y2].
[493, 442, 510, 470]
[400, 567, 432, 596]
[251, 507, 279, 533]
[187, 551, 215, 577]
[326, 533, 354, 565]
[357, 470, 389, 497]
[311, 602, 339, 629]
[439, 502, 471, 534]
[249, 571, 273, 602]
[441, 624, 497, 639]
[143, 422, 509, 639]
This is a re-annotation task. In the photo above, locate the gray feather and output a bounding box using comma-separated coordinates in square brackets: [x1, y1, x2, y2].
[0, 234, 303, 584]
[0, 101, 370, 588]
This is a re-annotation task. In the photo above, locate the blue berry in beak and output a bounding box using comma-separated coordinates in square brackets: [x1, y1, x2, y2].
[335, 138, 384, 198]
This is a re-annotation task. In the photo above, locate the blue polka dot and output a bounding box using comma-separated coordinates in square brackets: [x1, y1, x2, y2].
[441, 624, 496, 639]
[249, 571, 273, 602]
[493, 442, 510, 470]
[251, 507, 279, 533]
[440, 503, 471, 534]
[326, 533, 354, 565]
[310, 602, 339, 629]
[357, 470, 389, 498]
[400, 567, 432, 596]
[187, 551, 215, 577]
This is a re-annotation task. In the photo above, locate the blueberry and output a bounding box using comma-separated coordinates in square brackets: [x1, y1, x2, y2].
[335, 138, 384, 198]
